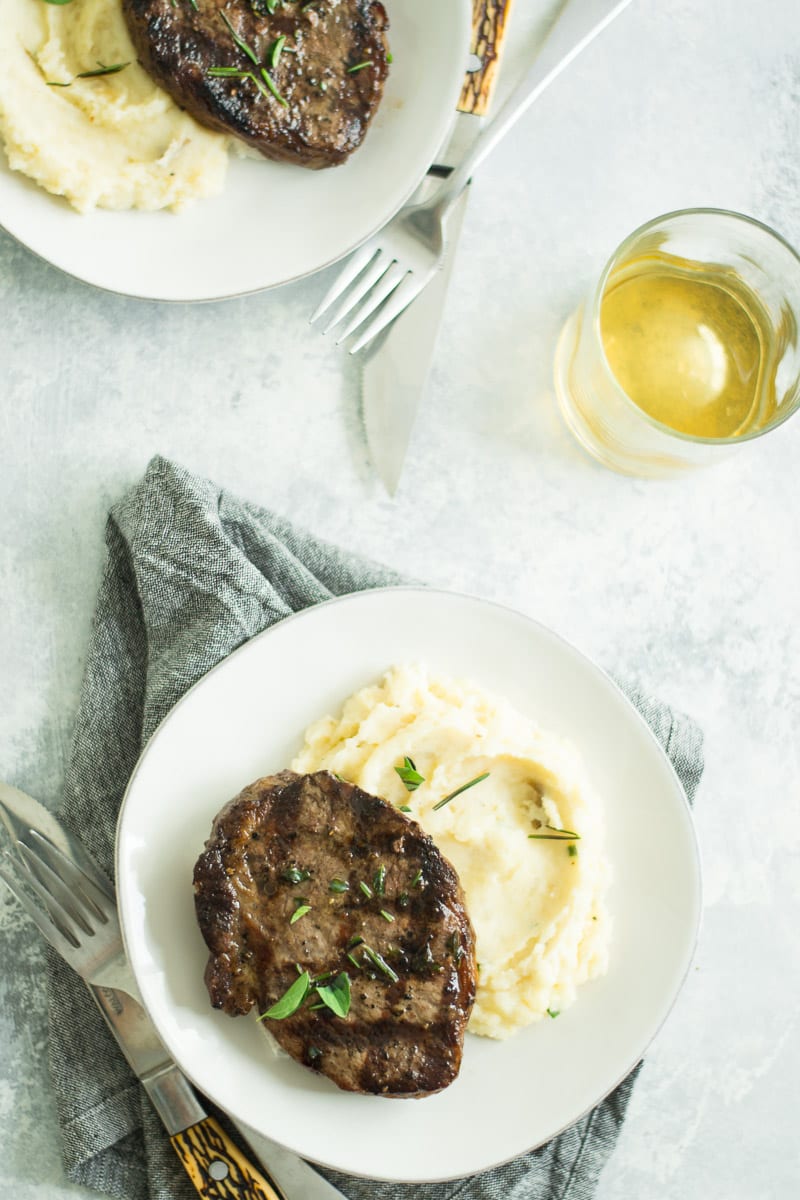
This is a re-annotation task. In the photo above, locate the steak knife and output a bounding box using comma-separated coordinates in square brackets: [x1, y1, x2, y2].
[361, 0, 515, 495]
[362, 0, 633, 494]
[0, 781, 345, 1200]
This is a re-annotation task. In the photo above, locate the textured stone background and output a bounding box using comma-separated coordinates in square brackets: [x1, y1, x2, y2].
[1, 1, 799, 1197]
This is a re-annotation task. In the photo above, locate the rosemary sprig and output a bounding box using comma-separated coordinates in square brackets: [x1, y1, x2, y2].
[347, 61, 373, 74]
[362, 944, 399, 983]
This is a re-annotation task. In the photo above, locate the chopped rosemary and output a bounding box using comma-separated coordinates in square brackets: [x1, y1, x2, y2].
[411, 869, 423, 889]
[347, 61, 373, 74]
[290, 904, 311, 925]
[347, 935, 365, 949]
[359, 880, 373, 899]
[280, 865, 311, 884]
[220, 10, 260, 66]
[432, 772, 490, 811]
[315, 971, 351, 1018]
[379, 909, 395, 923]
[395, 756, 424, 792]
[47, 61, 130, 86]
[528, 825, 581, 842]
[268, 35, 286, 70]
[546, 1008, 560, 1019]
[362, 944, 399, 983]
[373, 864, 386, 896]
[346, 952, 361, 969]
[258, 971, 310, 1020]
[329, 878, 349, 893]
[260, 66, 289, 107]
[398, 805, 412, 813]
[567, 844, 578, 858]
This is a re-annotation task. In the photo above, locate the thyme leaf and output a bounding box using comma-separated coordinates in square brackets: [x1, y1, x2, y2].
[258, 971, 310, 1020]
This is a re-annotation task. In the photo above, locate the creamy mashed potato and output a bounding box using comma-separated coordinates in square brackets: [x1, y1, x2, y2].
[292, 664, 611, 1039]
[0, 0, 228, 211]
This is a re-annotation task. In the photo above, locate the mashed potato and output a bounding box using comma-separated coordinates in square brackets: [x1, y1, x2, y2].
[292, 664, 611, 1039]
[0, 0, 228, 211]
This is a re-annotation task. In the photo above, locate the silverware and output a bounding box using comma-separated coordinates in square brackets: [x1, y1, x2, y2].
[312, 0, 635, 354]
[360, 0, 515, 495]
[0, 783, 343, 1200]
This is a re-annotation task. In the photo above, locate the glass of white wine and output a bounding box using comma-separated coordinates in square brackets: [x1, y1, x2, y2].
[554, 209, 800, 476]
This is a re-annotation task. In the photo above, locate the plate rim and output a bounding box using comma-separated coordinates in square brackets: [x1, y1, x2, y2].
[115, 585, 703, 1181]
[0, 0, 473, 302]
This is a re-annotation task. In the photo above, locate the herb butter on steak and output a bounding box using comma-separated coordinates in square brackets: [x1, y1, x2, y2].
[122, 0, 390, 168]
[193, 770, 477, 1097]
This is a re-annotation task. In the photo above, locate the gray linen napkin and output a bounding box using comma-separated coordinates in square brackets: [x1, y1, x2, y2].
[47, 455, 704, 1200]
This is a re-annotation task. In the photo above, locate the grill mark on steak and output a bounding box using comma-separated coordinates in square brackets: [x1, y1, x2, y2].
[193, 770, 477, 1097]
[122, 0, 390, 168]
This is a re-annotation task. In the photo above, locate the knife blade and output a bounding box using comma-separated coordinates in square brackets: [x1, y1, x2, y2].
[361, 0, 516, 495]
[0, 783, 345, 1200]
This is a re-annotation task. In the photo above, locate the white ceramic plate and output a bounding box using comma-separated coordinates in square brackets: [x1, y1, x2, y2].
[116, 588, 702, 1182]
[0, 2, 471, 301]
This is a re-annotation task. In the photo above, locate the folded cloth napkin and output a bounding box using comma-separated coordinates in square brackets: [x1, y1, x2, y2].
[47, 456, 704, 1200]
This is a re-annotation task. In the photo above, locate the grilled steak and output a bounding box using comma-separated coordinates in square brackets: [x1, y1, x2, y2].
[193, 770, 477, 1097]
[122, 0, 390, 168]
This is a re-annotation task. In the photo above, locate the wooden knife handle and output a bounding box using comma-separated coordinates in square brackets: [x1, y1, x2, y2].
[171, 1116, 287, 1200]
[459, 0, 516, 117]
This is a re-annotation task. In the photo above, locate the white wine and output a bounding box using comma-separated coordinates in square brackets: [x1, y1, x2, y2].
[599, 252, 779, 439]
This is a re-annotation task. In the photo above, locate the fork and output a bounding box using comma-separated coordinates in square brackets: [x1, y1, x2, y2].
[311, 0, 634, 352]
[0, 807, 287, 1199]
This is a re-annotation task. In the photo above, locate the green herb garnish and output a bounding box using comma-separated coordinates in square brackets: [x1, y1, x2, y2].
[528, 825, 581, 842]
[398, 805, 412, 813]
[359, 880, 373, 899]
[362, 944, 399, 983]
[546, 1008, 560, 1019]
[315, 971, 351, 1018]
[260, 67, 289, 107]
[280, 865, 311, 884]
[290, 904, 311, 925]
[329, 878, 349, 893]
[258, 971, 310, 1020]
[395, 756, 424, 792]
[346, 952, 361, 969]
[47, 61, 130, 86]
[268, 35, 286, 70]
[220, 10, 260, 65]
[373, 864, 386, 896]
[347, 61, 373, 74]
[379, 909, 395, 923]
[567, 844, 578, 858]
[410, 869, 423, 889]
[432, 772, 490, 811]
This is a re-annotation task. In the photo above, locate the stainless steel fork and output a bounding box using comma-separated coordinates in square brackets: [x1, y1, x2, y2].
[0, 787, 292, 1200]
[311, 0, 635, 353]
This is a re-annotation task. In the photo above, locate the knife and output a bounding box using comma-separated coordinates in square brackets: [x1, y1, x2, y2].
[361, 0, 515, 495]
[0, 781, 345, 1200]
[362, 0, 633, 494]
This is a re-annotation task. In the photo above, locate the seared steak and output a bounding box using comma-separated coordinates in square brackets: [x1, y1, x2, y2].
[122, 0, 390, 168]
[193, 770, 477, 1097]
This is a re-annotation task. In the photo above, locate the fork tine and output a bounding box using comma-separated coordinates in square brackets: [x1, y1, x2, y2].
[310, 243, 380, 325]
[348, 273, 424, 353]
[335, 263, 409, 345]
[17, 842, 95, 936]
[0, 855, 80, 953]
[25, 830, 113, 923]
[321, 251, 392, 335]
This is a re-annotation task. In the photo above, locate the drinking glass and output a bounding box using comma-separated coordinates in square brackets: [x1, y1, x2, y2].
[554, 209, 800, 477]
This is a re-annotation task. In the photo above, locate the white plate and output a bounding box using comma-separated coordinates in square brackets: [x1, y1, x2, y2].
[116, 588, 702, 1182]
[0, 2, 471, 301]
